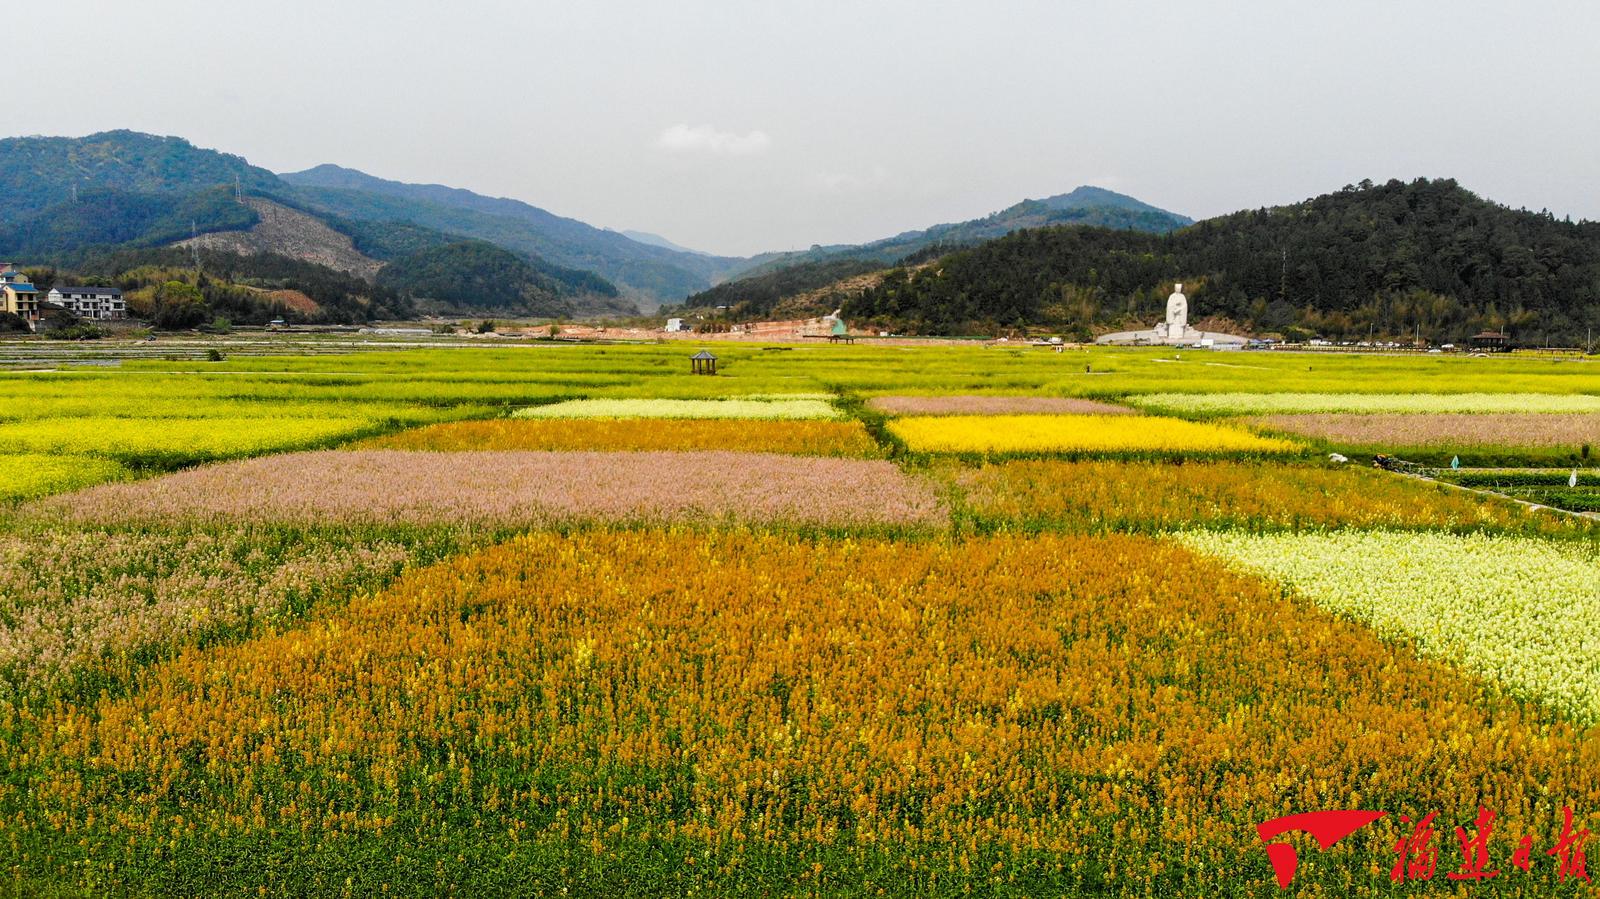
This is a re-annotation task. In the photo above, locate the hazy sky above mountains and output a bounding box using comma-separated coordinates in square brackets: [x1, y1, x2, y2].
[13, 0, 1600, 256]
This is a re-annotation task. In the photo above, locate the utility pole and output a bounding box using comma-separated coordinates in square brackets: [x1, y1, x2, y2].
[1278, 247, 1288, 303]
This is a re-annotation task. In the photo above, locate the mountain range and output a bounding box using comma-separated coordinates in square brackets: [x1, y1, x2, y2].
[732, 184, 1192, 278]
[7, 130, 1587, 345]
[677, 185, 1192, 315]
[0, 130, 1192, 316]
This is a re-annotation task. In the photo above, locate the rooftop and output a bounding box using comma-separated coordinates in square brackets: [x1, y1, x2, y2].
[52, 285, 123, 296]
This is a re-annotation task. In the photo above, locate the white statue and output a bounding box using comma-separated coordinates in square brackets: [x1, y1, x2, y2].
[1166, 283, 1189, 338]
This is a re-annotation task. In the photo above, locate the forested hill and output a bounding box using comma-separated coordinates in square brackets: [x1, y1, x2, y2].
[684, 185, 1191, 314]
[0, 131, 279, 218]
[374, 241, 633, 318]
[722, 187, 1188, 276]
[844, 178, 1600, 344]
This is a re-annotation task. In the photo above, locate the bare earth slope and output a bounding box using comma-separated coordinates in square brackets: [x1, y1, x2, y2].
[174, 197, 382, 280]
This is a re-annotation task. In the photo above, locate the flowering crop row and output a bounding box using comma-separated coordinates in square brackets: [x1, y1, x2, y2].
[0, 393, 483, 425]
[32, 449, 946, 529]
[0, 454, 127, 503]
[0, 524, 461, 697]
[514, 397, 843, 420]
[0, 416, 382, 468]
[1129, 392, 1600, 416]
[6, 531, 1595, 895]
[109, 342, 1600, 399]
[888, 414, 1301, 456]
[1176, 529, 1600, 722]
[1249, 412, 1600, 449]
[356, 418, 880, 455]
[866, 395, 1137, 416]
[946, 460, 1581, 535]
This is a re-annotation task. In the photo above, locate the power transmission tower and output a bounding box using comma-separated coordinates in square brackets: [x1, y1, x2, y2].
[190, 220, 202, 271]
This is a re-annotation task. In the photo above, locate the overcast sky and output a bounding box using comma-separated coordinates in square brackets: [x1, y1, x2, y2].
[12, 0, 1600, 256]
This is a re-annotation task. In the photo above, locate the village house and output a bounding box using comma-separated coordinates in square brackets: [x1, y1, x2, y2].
[48, 284, 126, 320]
[0, 263, 41, 329]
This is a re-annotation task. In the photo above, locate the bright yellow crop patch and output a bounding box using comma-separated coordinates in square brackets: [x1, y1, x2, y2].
[0, 453, 127, 502]
[889, 413, 1301, 455]
[0, 416, 380, 467]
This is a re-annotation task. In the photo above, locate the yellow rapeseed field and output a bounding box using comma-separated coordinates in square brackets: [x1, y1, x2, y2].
[889, 413, 1301, 456]
[11, 531, 1596, 896]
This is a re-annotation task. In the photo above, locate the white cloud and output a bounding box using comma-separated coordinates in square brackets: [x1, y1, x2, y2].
[654, 123, 772, 156]
[810, 165, 890, 193]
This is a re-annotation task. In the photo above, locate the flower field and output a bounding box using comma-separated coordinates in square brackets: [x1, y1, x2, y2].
[4, 531, 1596, 897]
[3, 341, 1598, 897]
[1249, 412, 1600, 448]
[31, 449, 946, 529]
[1129, 391, 1600, 416]
[1177, 529, 1600, 721]
[0, 524, 468, 698]
[357, 417, 880, 455]
[947, 459, 1580, 534]
[0, 453, 127, 502]
[889, 413, 1301, 456]
[1246, 412, 1600, 467]
[0, 415, 382, 468]
[514, 397, 843, 420]
[867, 395, 1137, 416]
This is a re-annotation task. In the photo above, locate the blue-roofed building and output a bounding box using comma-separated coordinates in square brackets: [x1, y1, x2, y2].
[0, 263, 41, 329]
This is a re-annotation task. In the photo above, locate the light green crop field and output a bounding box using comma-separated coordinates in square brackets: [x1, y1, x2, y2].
[0, 337, 1595, 898]
[111, 341, 1600, 397]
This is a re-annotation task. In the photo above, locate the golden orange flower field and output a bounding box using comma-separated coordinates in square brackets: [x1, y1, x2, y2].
[358, 417, 881, 455]
[12, 531, 1598, 896]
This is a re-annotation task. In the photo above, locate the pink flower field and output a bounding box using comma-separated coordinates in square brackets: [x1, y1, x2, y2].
[35, 450, 948, 528]
[1249, 412, 1600, 447]
[0, 529, 417, 694]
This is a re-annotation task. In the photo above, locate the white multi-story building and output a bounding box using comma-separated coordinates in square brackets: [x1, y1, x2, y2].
[48, 285, 126, 320]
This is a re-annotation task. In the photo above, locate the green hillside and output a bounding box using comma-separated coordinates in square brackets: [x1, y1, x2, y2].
[67, 246, 414, 325]
[281, 165, 737, 301]
[0, 186, 258, 262]
[0, 130, 279, 218]
[0, 132, 634, 318]
[375, 241, 631, 318]
[670, 258, 888, 319]
[844, 178, 1600, 344]
[687, 186, 1192, 310]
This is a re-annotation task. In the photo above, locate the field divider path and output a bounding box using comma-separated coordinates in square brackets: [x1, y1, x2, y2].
[1389, 469, 1600, 523]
